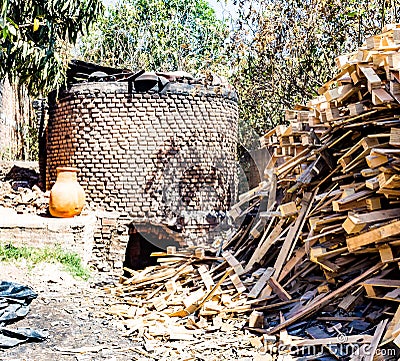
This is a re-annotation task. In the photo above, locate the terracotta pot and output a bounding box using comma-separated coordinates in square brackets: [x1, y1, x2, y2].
[49, 167, 85, 218]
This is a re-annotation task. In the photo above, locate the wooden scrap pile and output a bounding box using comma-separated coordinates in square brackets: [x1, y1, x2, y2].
[108, 26, 400, 360]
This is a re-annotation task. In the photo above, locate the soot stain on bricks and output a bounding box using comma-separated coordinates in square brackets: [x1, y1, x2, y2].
[45, 77, 238, 270]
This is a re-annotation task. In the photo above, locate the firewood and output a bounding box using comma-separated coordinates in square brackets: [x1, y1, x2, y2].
[104, 25, 400, 357]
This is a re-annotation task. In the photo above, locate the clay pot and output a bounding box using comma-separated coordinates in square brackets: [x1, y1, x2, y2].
[49, 167, 85, 218]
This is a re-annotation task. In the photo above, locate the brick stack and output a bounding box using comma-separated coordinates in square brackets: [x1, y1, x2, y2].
[45, 81, 238, 270]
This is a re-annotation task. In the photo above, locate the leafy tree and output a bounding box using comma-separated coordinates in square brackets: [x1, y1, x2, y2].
[229, 0, 400, 143]
[79, 0, 229, 73]
[0, 0, 103, 96]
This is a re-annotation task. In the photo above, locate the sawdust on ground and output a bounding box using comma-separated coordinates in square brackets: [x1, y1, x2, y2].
[0, 262, 266, 361]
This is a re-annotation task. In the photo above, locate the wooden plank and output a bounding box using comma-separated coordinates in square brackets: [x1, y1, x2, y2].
[343, 215, 367, 234]
[383, 305, 400, 343]
[318, 64, 353, 94]
[365, 35, 382, 49]
[332, 190, 374, 212]
[248, 310, 264, 328]
[222, 251, 245, 276]
[278, 240, 318, 282]
[378, 189, 400, 198]
[316, 316, 364, 322]
[372, 88, 395, 105]
[380, 174, 400, 189]
[348, 102, 365, 116]
[325, 107, 341, 122]
[303, 226, 344, 243]
[245, 218, 286, 272]
[358, 65, 382, 91]
[315, 258, 341, 273]
[366, 197, 381, 210]
[365, 176, 379, 190]
[362, 278, 400, 288]
[336, 110, 379, 127]
[229, 182, 269, 219]
[168, 326, 196, 341]
[390, 128, 400, 146]
[122, 263, 193, 288]
[347, 219, 400, 251]
[337, 86, 360, 104]
[261, 192, 314, 298]
[335, 54, 351, 69]
[229, 270, 247, 293]
[267, 262, 383, 334]
[278, 202, 298, 217]
[268, 277, 292, 301]
[337, 136, 379, 168]
[371, 147, 400, 155]
[379, 244, 394, 263]
[198, 265, 215, 291]
[165, 279, 177, 294]
[384, 288, 400, 302]
[324, 84, 353, 102]
[311, 214, 347, 232]
[273, 192, 314, 280]
[238, 181, 268, 202]
[275, 148, 310, 177]
[169, 269, 230, 317]
[342, 208, 400, 234]
[361, 168, 380, 177]
[365, 319, 389, 361]
[267, 173, 277, 210]
[395, 333, 400, 348]
[338, 294, 361, 311]
[248, 267, 275, 299]
[341, 147, 370, 172]
[254, 299, 300, 312]
[249, 219, 265, 238]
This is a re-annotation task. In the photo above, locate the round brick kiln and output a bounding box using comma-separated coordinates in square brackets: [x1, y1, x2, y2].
[45, 78, 238, 268]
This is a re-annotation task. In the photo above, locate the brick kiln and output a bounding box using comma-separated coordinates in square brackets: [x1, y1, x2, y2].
[43, 62, 238, 270]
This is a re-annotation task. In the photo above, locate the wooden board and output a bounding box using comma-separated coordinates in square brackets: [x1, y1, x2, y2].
[347, 219, 400, 251]
[248, 267, 275, 299]
[267, 263, 383, 334]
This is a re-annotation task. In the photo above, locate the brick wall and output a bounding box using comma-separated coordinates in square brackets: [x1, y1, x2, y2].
[45, 81, 238, 269]
[0, 211, 96, 264]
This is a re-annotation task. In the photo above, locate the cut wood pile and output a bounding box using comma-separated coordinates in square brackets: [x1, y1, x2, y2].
[107, 26, 400, 360]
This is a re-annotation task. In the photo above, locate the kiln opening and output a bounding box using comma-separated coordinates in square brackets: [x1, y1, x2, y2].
[123, 222, 183, 272]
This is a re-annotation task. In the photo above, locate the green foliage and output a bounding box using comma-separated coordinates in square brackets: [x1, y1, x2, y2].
[0, 243, 91, 280]
[0, 0, 104, 96]
[79, 0, 229, 73]
[229, 0, 400, 145]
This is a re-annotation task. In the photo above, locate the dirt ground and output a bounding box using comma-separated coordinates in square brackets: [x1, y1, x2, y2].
[0, 261, 137, 361]
[0, 261, 265, 361]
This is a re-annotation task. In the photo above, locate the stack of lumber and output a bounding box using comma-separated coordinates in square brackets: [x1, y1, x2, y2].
[108, 26, 400, 360]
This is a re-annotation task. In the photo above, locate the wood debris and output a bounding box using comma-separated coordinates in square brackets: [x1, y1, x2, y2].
[0, 164, 48, 214]
[107, 26, 400, 360]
